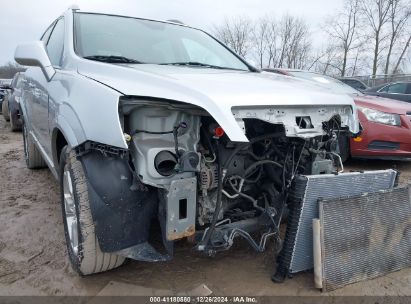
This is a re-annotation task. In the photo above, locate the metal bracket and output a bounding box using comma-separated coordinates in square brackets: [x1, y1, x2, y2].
[166, 177, 197, 241]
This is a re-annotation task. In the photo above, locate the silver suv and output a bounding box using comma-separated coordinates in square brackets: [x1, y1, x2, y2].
[15, 7, 359, 275]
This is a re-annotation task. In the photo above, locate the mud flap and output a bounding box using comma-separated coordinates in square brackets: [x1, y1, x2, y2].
[79, 151, 158, 252]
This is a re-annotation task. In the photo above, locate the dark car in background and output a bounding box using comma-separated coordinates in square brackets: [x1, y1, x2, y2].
[0, 79, 12, 116]
[5, 73, 24, 131]
[0, 89, 8, 113]
[365, 82, 411, 102]
[338, 77, 369, 91]
[264, 68, 411, 161]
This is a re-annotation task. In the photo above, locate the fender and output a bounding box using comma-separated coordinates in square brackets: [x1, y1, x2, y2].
[52, 116, 80, 149]
[51, 113, 84, 168]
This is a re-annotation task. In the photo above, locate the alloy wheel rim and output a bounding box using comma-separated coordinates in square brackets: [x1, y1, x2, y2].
[63, 167, 79, 255]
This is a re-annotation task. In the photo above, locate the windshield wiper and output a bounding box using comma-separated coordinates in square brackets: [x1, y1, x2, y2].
[83, 55, 142, 64]
[159, 61, 243, 70]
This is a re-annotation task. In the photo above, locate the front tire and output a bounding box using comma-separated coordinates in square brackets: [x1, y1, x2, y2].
[60, 147, 125, 275]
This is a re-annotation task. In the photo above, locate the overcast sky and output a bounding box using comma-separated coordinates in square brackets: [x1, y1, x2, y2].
[0, 0, 345, 65]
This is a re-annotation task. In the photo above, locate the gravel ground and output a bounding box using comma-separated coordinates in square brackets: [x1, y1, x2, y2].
[0, 116, 411, 297]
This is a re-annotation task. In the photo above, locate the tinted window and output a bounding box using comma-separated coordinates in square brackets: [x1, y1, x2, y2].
[386, 83, 407, 94]
[351, 81, 365, 90]
[46, 18, 65, 67]
[378, 85, 389, 92]
[340, 79, 366, 90]
[41, 23, 55, 44]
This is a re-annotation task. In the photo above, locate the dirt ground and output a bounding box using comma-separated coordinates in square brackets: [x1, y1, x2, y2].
[1, 116, 411, 297]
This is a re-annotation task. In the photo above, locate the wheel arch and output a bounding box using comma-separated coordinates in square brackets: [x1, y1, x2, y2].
[51, 116, 83, 169]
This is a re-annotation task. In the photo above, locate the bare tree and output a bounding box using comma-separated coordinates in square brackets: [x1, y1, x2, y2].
[212, 2, 410, 76]
[384, 0, 411, 73]
[251, 17, 271, 68]
[324, 0, 361, 76]
[361, 0, 392, 76]
[213, 16, 253, 58]
[277, 15, 311, 69]
[266, 20, 279, 68]
[312, 44, 341, 75]
[392, 33, 411, 73]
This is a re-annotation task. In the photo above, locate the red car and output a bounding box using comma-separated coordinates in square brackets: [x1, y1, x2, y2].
[264, 69, 411, 160]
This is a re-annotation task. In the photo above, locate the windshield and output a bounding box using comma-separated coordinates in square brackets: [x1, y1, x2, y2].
[288, 71, 362, 95]
[74, 13, 250, 71]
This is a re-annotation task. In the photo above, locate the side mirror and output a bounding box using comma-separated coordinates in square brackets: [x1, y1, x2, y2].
[14, 41, 55, 81]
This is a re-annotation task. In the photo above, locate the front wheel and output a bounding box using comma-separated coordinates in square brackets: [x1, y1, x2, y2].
[59, 147, 125, 275]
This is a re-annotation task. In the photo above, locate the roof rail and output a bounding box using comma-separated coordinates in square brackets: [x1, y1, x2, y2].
[68, 5, 80, 10]
[167, 19, 185, 25]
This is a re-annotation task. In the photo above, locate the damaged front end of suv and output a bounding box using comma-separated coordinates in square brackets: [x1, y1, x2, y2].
[15, 8, 366, 276]
[76, 93, 359, 265]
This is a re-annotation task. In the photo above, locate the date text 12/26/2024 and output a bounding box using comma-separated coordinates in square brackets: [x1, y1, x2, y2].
[149, 296, 258, 303]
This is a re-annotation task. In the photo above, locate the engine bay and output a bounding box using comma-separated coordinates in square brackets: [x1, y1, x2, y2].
[117, 98, 349, 257]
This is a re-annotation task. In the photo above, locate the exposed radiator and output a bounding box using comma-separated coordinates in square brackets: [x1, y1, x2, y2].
[273, 170, 398, 282]
[317, 186, 411, 291]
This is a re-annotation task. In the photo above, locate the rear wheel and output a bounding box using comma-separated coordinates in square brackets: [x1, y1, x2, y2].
[2, 97, 10, 121]
[60, 147, 125, 275]
[22, 120, 47, 169]
[9, 110, 21, 132]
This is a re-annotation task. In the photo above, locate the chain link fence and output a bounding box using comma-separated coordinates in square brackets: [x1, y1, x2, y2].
[344, 74, 411, 88]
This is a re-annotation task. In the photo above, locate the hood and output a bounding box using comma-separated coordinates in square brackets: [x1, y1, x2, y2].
[354, 95, 411, 115]
[77, 61, 359, 141]
[78, 62, 356, 106]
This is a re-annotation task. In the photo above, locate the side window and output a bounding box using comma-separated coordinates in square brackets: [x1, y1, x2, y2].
[41, 23, 55, 44]
[386, 83, 407, 94]
[46, 18, 65, 67]
[379, 85, 389, 92]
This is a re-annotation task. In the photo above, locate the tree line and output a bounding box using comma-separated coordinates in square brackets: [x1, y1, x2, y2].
[0, 0, 409, 79]
[0, 62, 25, 79]
[213, 0, 411, 77]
